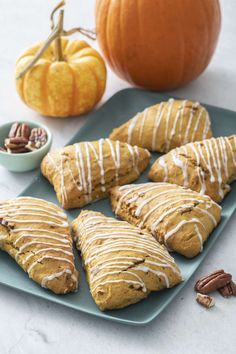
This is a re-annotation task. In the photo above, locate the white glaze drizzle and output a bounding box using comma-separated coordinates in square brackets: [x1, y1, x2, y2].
[27, 256, 75, 275]
[135, 191, 205, 218]
[41, 269, 72, 288]
[139, 108, 148, 142]
[22, 247, 73, 265]
[13, 230, 70, 246]
[158, 157, 168, 182]
[178, 100, 187, 136]
[183, 102, 199, 144]
[106, 139, 121, 184]
[114, 183, 219, 252]
[219, 137, 228, 179]
[188, 143, 206, 194]
[152, 102, 165, 150]
[165, 98, 175, 150]
[2, 217, 68, 228]
[47, 138, 148, 207]
[0, 197, 76, 290]
[143, 99, 210, 151]
[75, 143, 89, 202]
[225, 136, 236, 168]
[171, 148, 188, 187]
[47, 154, 68, 204]
[169, 107, 180, 142]
[77, 213, 181, 293]
[127, 113, 139, 144]
[114, 183, 163, 214]
[164, 218, 205, 250]
[157, 136, 236, 199]
[85, 142, 92, 201]
[98, 139, 106, 192]
[0, 198, 67, 217]
[134, 145, 141, 175]
[76, 139, 134, 198]
[191, 107, 204, 141]
[203, 112, 211, 139]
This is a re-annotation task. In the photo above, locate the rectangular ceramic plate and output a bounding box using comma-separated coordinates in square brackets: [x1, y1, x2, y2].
[0, 88, 236, 326]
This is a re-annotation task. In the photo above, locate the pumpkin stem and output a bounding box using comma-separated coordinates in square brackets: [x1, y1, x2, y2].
[16, 0, 96, 80]
[50, 0, 65, 30]
[63, 27, 96, 41]
[16, 28, 59, 79]
[54, 10, 64, 61]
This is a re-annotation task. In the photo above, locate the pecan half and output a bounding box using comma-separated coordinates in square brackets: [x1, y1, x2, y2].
[5, 123, 31, 153]
[8, 123, 30, 140]
[196, 293, 215, 309]
[218, 281, 236, 298]
[195, 269, 232, 294]
[26, 128, 47, 151]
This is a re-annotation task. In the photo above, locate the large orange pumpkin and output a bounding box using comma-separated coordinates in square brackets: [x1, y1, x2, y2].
[96, 0, 221, 90]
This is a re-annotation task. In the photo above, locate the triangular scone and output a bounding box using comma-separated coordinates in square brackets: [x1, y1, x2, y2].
[72, 210, 182, 311]
[109, 99, 212, 152]
[148, 136, 236, 203]
[0, 197, 78, 294]
[41, 138, 150, 209]
[110, 183, 221, 258]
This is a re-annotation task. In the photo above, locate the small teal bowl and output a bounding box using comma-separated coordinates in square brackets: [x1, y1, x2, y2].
[0, 121, 52, 172]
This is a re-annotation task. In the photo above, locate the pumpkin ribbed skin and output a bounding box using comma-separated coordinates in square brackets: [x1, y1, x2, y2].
[96, 0, 221, 90]
[15, 38, 106, 117]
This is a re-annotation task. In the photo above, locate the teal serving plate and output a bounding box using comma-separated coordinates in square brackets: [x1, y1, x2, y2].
[0, 88, 235, 325]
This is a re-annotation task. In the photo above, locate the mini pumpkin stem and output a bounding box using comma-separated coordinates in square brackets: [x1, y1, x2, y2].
[16, 0, 96, 80]
[54, 10, 64, 61]
[50, 0, 65, 29]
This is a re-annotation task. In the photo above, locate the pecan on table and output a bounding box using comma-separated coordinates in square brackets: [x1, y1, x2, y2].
[218, 281, 236, 298]
[196, 293, 215, 309]
[26, 128, 47, 151]
[194, 269, 232, 294]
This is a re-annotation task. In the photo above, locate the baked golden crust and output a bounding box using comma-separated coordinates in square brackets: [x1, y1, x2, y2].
[0, 197, 78, 294]
[110, 183, 221, 258]
[109, 99, 212, 152]
[148, 136, 236, 203]
[41, 138, 150, 209]
[72, 210, 182, 311]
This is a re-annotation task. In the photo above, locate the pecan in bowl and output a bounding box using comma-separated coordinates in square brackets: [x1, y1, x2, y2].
[26, 127, 48, 151]
[0, 121, 52, 172]
[2, 122, 48, 154]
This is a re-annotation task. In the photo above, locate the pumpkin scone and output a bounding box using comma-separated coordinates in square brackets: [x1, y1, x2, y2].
[109, 99, 212, 152]
[0, 197, 78, 294]
[110, 183, 221, 258]
[72, 210, 182, 311]
[148, 135, 236, 203]
[41, 138, 150, 209]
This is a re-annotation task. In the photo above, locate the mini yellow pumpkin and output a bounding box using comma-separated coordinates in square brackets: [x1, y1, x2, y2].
[15, 2, 106, 118]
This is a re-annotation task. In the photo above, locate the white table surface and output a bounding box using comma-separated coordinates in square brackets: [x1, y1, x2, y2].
[0, 1, 235, 353]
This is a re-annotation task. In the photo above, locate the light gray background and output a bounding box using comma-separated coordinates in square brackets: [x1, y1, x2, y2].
[0, 1, 235, 353]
